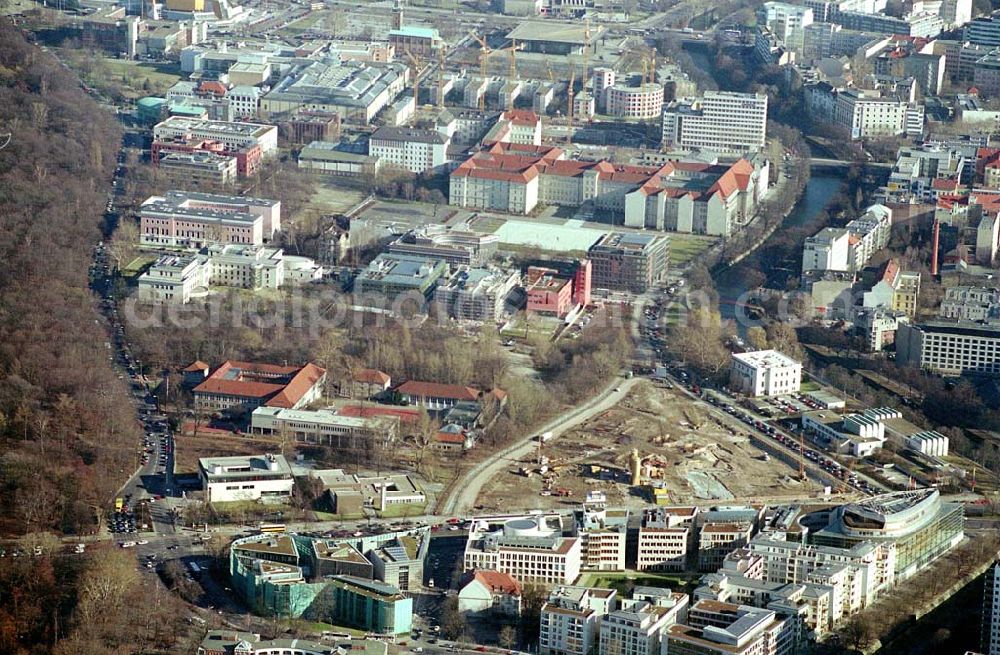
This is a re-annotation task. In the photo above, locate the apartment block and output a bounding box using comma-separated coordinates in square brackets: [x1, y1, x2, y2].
[665, 600, 797, 655]
[698, 522, 754, 573]
[662, 92, 768, 154]
[802, 227, 851, 274]
[939, 286, 1000, 321]
[599, 596, 688, 655]
[758, 2, 814, 53]
[540, 586, 618, 655]
[982, 561, 1000, 655]
[862, 259, 921, 317]
[450, 143, 768, 237]
[369, 126, 450, 174]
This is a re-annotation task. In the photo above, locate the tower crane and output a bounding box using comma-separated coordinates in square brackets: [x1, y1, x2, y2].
[403, 48, 422, 119]
[566, 63, 575, 145]
[469, 32, 492, 111]
[497, 38, 524, 111]
[437, 48, 446, 107]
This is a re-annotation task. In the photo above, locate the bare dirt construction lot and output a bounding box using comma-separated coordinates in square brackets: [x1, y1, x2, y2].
[475, 380, 821, 512]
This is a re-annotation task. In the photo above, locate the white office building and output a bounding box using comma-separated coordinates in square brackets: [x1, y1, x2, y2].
[464, 515, 582, 585]
[662, 92, 768, 154]
[834, 88, 915, 139]
[153, 115, 278, 157]
[730, 350, 802, 397]
[198, 453, 294, 503]
[137, 254, 212, 304]
[758, 2, 814, 53]
[897, 320, 1000, 375]
[802, 228, 851, 273]
[636, 506, 699, 572]
[368, 126, 450, 174]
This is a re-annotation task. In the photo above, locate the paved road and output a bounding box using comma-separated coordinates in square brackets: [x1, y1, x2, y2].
[440, 375, 641, 516]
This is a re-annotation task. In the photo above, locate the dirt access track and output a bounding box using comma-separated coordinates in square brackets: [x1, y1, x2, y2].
[475, 380, 821, 512]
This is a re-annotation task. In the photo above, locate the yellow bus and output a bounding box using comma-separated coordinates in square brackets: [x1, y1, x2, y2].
[258, 523, 286, 534]
[115, 497, 124, 511]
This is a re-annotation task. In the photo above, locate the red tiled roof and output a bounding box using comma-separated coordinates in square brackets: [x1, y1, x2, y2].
[436, 431, 466, 444]
[198, 80, 228, 97]
[265, 363, 326, 408]
[503, 109, 540, 126]
[353, 368, 391, 386]
[881, 259, 899, 285]
[931, 177, 958, 190]
[184, 360, 209, 372]
[194, 378, 285, 398]
[469, 570, 522, 595]
[193, 360, 325, 407]
[396, 380, 481, 402]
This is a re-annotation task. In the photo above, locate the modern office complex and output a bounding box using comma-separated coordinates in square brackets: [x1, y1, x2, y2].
[433, 267, 521, 322]
[153, 115, 278, 158]
[587, 232, 669, 293]
[229, 530, 423, 632]
[637, 506, 698, 572]
[354, 254, 449, 305]
[464, 514, 582, 585]
[664, 601, 797, 655]
[810, 489, 964, 580]
[249, 406, 400, 448]
[897, 320, 1000, 376]
[661, 92, 768, 153]
[198, 453, 294, 503]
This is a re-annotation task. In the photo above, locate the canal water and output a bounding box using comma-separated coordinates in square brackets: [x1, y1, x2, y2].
[714, 174, 844, 324]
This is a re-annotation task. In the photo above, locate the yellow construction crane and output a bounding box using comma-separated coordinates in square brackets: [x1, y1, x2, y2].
[642, 50, 657, 87]
[469, 32, 492, 110]
[578, 17, 591, 119]
[545, 61, 555, 83]
[403, 48, 422, 119]
[497, 38, 524, 111]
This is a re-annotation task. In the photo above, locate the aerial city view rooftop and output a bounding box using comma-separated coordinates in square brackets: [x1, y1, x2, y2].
[6, 0, 1000, 653]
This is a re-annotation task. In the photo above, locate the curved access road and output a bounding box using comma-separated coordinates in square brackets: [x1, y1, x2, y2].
[438, 375, 642, 517]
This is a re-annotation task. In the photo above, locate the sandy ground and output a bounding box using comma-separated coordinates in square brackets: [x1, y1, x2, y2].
[475, 380, 821, 512]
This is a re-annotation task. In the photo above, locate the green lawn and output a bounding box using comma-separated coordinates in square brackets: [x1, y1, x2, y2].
[576, 572, 702, 596]
[799, 380, 821, 392]
[121, 254, 157, 279]
[99, 60, 182, 98]
[669, 234, 715, 267]
[376, 502, 427, 519]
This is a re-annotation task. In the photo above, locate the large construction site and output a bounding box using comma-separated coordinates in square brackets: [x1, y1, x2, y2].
[475, 380, 825, 512]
